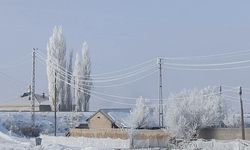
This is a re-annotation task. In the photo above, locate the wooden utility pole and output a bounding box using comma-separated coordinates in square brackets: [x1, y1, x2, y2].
[54, 72, 57, 136]
[239, 86, 245, 140]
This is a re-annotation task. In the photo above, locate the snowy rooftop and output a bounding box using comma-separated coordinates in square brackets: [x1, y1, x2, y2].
[100, 108, 132, 128]
[20, 92, 49, 105]
[0, 92, 50, 111]
[88, 108, 131, 128]
[88, 108, 159, 129]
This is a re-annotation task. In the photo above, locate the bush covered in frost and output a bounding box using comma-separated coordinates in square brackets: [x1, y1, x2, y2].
[164, 86, 235, 139]
[3, 118, 40, 137]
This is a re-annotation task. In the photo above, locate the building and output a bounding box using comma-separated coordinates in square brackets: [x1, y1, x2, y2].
[0, 92, 51, 112]
[68, 108, 167, 148]
[87, 108, 131, 129]
[20, 92, 51, 111]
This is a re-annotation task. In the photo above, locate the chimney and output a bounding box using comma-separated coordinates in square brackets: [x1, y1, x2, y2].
[42, 93, 45, 98]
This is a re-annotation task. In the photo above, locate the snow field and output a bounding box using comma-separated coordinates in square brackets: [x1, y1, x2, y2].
[39, 135, 129, 149]
[181, 139, 250, 150]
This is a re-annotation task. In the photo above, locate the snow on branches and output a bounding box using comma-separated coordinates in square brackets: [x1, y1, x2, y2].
[47, 26, 92, 112]
[81, 41, 92, 112]
[73, 42, 92, 112]
[47, 26, 66, 111]
[129, 96, 151, 129]
[164, 86, 228, 139]
[73, 53, 84, 112]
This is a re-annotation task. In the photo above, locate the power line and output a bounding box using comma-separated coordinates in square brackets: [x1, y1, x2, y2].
[54, 70, 163, 101]
[37, 54, 157, 82]
[163, 59, 250, 67]
[37, 56, 158, 84]
[36, 48, 250, 109]
[163, 49, 250, 60]
[36, 50, 157, 78]
[56, 73, 243, 107]
[48, 67, 250, 107]
[0, 71, 28, 86]
[37, 57, 159, 89]
[0, 52, 31, 69]
[166, 65, 250, 71]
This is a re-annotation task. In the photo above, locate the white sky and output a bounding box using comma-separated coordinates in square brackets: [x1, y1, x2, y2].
[0, 1, 250, 111]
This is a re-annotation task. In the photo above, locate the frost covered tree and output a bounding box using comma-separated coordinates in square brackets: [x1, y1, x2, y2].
[164, 86, 228, 139]
[47, 26, 67, 111]
[129, 96, 151, 129]
[128, 96, 156, 148]
[65, 50, 73, 111]
[73, 53, 84, 111]
[223, 108, 241, 128]
[81, 41, 92, 112]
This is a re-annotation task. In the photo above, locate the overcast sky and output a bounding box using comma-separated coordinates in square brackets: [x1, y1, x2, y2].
[1, 1, 250, 111]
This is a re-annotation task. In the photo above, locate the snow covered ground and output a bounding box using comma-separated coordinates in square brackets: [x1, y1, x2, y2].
[0, 112, 93, 135]
[0, 132, 250, 150]
[0, 131, 129, 149]
[178, 139, 250, 150]
[0, 112, 250, 149]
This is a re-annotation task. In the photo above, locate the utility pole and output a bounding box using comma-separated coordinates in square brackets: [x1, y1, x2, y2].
[239, 86, 245, 140]
[54, 72, 57, 136]
[31, 48, 36, 128]
[219, 85, 222, 96]
[158, 58, 163, 128]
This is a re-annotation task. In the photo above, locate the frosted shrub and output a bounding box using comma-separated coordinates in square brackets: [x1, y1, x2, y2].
[3, 118, 40, 137]
[164, 86, 228, 139]
[223, 109, 240, 127]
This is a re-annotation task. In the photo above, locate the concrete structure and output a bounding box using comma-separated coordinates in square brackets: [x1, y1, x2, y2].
[87, 108, 131, 129]
[198, 128, 250, 140]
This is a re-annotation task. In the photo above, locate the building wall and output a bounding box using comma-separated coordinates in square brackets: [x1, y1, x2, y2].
[88, 112, 112, 129]
[68, 128, 170, 148]
[39, 105, 51, 112]
[0, 105, 39, 112]
[198, 128, 250, 140]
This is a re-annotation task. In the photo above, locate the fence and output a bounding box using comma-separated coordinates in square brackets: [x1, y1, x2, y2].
[68, 128, 170, 148]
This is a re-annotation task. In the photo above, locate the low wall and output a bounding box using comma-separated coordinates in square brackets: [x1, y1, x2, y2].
[68, 128, 128, 139]
[68, 128, 170, 148]
[68, 128, 169, 139]
[198, 128, 250, 140]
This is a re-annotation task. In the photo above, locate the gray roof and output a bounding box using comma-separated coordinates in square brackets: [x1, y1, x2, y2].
[88, 108, 131, 128]
[21, 92, 49, 105]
